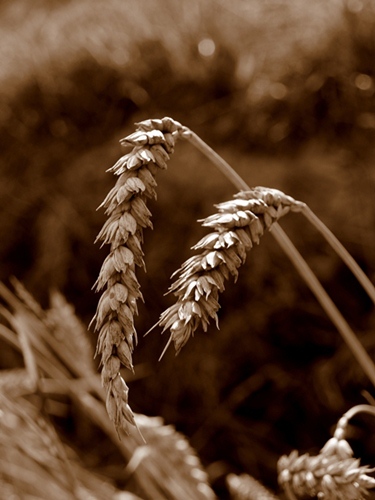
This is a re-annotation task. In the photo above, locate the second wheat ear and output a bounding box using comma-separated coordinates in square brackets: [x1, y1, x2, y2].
[93, 116, 375, 437]
[156, 187, 305, 359]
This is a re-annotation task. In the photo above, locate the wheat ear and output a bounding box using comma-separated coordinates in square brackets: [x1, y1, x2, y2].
[227, 472, 279, 499]
[156, 187, 305, 357]
[278, 405, 375, 500]
[182, 128, 375, 388]
[91, 117, 184, 435]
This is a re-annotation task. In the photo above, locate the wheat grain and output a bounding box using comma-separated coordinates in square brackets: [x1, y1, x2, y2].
[226, 472, 279, 499]
[157, 187, 305, 357]
[92, 117, 185, 435]
[278, 447, 375, 499]
[278, 407, 375, 500]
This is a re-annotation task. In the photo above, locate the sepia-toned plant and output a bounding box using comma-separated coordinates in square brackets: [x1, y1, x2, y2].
[156, 187, 305, 357]
[91, 117, 187, 436]
[278, 405, 375, 499]
[93, 116, 375, 446]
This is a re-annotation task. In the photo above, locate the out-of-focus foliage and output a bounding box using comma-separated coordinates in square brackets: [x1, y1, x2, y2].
[1, 0, 375, 498]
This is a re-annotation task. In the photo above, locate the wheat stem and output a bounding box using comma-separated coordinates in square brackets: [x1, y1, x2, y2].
[302, 205, 375, 304]
[272, 224, 375, 388]
[181, 127, 249, 191]
[184, 128, 375, 388]
[342, 404, 375, 423]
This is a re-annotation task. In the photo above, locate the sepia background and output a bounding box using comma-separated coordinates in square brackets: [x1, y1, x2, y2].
[1, 0, 375, 497]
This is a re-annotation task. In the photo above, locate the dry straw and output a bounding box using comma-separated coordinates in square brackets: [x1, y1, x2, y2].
[0, 283, 216, 499]
[278, 405, 375, 499]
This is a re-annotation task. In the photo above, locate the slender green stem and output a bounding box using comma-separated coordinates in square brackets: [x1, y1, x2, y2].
[183, 129, 375, 388]
[303, 205, 375, 305]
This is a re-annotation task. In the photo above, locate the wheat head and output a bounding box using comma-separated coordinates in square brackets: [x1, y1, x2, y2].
[157, 187, 305, 357]
[278, 436, 375, 499]
[92, 117, 185, 435]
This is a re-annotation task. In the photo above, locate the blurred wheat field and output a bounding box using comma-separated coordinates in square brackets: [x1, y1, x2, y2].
[1, 0, 375, 498]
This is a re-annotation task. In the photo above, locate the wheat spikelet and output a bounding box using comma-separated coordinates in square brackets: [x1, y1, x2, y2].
[278, 436, 375, 499]
[157, 187, 305, 356]
[226, 472, 279, 499]
[92, 117, 185, 435]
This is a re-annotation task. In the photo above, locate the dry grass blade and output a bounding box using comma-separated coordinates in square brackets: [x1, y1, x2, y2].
[0, 393, 140, 500]
[92, 117, 186, 436]
[156, 187, 304, 356]
[0, 282, 216, 499]
[0, 393, 79, 499]
[125, 414, 216, 500]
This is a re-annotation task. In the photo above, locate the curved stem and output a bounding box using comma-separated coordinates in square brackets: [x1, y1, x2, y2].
[303, 206, 375, 305]
[343, 404, 375, 422]
[184, 129, 375, 388]
[334, 404, 375, 440]
[181, 128, 249, 192]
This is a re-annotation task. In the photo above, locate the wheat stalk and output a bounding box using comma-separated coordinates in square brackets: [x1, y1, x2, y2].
[91, 117, 186, 436]
[155, 187, 305, 357]
[278, 405, 375, 499]
[181, 126, 375, 388]
[93, 116, 375, 436]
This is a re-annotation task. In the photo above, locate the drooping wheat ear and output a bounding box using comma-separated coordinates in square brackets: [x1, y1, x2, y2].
[156, 187, 305, 357]
[92, 117, 184, 436]
[278, 405, 375, 500]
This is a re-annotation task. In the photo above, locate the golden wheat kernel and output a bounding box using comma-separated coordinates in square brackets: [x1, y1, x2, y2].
[204, 212, 235, 228]
[107, 153, 132, 174]
[117, 340, 134, 371]
[321, 437, 339, 456]
[105, 391, 117, 419]
[105, 356, 121, 378]
[122, 403, 136, 426]
[117, 302, 135, 327]
[205, 250, 226, 270]
[150, 144, 170, 168]
[94, 258, 116, 291]
[95, 294, 112, 326]
[120, 131, 146, 146]
[193, 232, 220, 250]
[362, 476, 375, 487]
[137, 147, 155, 163]
[100, 336, 116, 364]
[125, 235, 145, 268]
[130, 197, 152, 228]
[124, 176, 146, 194]
[116, 214, 136, 239]
[112, 246, 134, 272]
[112, 372, 129, 396]
[336, 440, 354, 460]
[110, 283, 129, 303]
[137, 165, 157, 188]
[120, 268, 141, 293]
